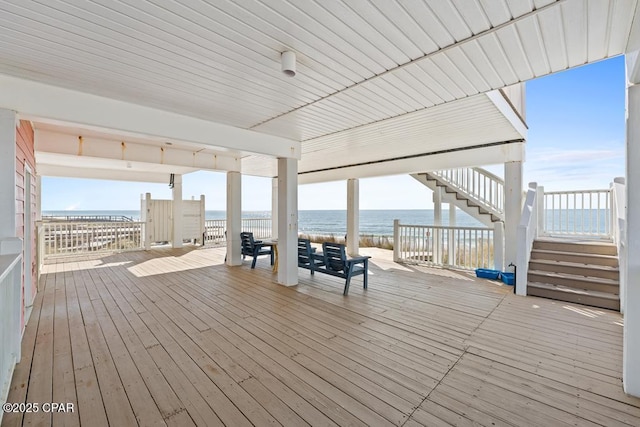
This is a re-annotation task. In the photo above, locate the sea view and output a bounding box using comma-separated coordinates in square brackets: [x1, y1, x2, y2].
[42, 209, 485, 236]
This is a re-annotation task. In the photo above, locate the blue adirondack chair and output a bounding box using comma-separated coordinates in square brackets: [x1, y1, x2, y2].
[297, 238, 325, 274]
[240, 232, 274, 269]
[320, 242, 371, 295]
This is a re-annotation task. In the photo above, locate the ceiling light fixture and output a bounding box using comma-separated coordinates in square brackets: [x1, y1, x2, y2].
[281, 51, 296, 77]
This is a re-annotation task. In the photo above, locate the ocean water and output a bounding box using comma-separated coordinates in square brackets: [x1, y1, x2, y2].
[42, 209, 484, 236]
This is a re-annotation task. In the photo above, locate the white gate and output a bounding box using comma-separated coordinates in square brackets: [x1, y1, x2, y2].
[141, 194, 205, 247]
[183, 197, 205, 242]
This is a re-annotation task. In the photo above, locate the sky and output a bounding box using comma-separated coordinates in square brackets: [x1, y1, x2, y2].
[42, 56, 626, 211]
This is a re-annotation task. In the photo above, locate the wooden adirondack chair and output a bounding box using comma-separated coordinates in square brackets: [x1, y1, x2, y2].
[297, 238, 325, 274]
[240, 232, 274, 269]
[319, 242, 371, 295]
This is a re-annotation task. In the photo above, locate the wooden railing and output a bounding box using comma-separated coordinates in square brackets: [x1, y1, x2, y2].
[204, 218, 273, 243]
[393, 221, 495, 270]
[41, 221, 144, 256]
[431, 167, 504, 215]
[0, 252, 22, 409]
[542, 189, 612, 238]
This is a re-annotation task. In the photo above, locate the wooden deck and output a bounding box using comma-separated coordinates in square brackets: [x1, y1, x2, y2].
[3, 246, 640, 426]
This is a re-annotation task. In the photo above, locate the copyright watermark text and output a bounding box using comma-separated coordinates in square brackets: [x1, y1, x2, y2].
[2, 402, 75, 413]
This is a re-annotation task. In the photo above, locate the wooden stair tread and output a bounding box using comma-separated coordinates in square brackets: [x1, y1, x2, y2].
[529, 258, 619, 272]
[528, 270, 619, 286]
[531, 248, 618, 261]
[527, 282, 619, 300]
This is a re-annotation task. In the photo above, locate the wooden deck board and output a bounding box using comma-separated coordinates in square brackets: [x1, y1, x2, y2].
[3, 246, 640, 427]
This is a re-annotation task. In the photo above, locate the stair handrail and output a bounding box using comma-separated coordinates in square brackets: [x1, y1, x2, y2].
[431, 167, 504, 216]
[515, 182, 542, 296]
[611, 177, 626, 313]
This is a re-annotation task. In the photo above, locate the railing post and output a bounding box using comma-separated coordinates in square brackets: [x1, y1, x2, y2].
[537, 185, 545, 237]
[493, 222, 504, 271]
[143, 193, 152, 250]
[393, 219, 400, 262]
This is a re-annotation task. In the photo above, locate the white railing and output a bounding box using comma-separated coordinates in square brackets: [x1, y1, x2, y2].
[612, 178, 626, 313]
[432, 167, 504, 215]
[515, 183, 542, 296]
[1, 252, 22, 410]
[542, 189, 612, 238]
[42, 221, 144, 256]
[204, 218, 273, 244]
[393, 220, 495, 270]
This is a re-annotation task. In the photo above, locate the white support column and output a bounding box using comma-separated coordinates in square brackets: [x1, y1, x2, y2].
[504, 161, 523, 267]
[448, 204, 456, 266]
[171, 174, 183, 249]
[272, 178, 278, 239]
[226, 172, 242, 266]
[347, 178, 359, 256]
[277, 158, 298, 286]
[624, 82, 640, 397]
[0, 109, 17, 242]
[433, 187, 442, 264]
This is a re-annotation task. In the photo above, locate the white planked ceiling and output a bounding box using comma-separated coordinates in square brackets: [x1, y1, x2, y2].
[0, 0, 637, 179]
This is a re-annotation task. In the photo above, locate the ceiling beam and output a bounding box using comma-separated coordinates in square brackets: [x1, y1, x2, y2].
[35, 129, 241, 172]
[37, 164, 171, 183]
[485, 91, 528, 138]
[298, 142, 525, 185]
[0, 74, 300, 159]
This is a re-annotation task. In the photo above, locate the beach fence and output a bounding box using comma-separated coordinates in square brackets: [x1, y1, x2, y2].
[393, 220, 495, 270]
[41, 221, 144, 256]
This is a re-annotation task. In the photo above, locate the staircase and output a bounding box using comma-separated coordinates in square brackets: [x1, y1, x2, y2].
[411, 168, 504, 227]
[527, 239, 620, 311]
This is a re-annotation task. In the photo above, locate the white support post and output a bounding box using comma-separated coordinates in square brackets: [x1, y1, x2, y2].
[277, 158, 298, 286]
[226, 172, 242, 266]
[347, 178, 359, 256]
[504, 161, 523, 267]
[448, 204, 456, 266]
[272, 178, 278, 239]
[433, 187, 442, 264]
[493, 222, 504, 272]
[0, 109, 17, 242]
[171, 174, 183, 249]
[623, 81, 640, 397]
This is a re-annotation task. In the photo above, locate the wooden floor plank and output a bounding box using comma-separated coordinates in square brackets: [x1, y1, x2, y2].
[64, 262, 109, 427]
[3, 246, 639, 427]
[22, 266, 57, 427]
[51, 269, 79, 427]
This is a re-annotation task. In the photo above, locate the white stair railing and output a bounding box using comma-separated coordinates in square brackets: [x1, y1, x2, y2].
[542, 189, 612, 238]
[431, 167, 504, 216]
[611, 178, 626, 313]
[515, 183, 542, 296]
